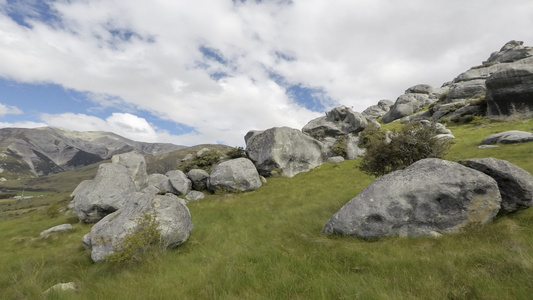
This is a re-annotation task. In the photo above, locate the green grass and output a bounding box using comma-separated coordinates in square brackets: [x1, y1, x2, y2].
[1, 118, 533, 299]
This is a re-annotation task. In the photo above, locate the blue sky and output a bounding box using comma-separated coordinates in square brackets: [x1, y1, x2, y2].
[1, 0, 532, 146]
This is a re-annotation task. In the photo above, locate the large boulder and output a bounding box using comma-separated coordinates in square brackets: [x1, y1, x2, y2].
[82, 192, 193, 262]
[207, 158, 262, 192]
[484, 40, 533, 64]
[145, 173, 174, 193]
[361, 100, 394, 119]
[187, 169, 210, 191]
[166, 170, 192, 195]
[461, 158, 533, 213]
[486, 65, 533, 116]
[111, 151, 148, 191]
[71, 163, 136, 223]
[245, 127, 326, 177]
[302, 105, 367, 137]
[481, 131, 533, 145]
[382, 85, 435, 123]
[322, 159, 501, 239]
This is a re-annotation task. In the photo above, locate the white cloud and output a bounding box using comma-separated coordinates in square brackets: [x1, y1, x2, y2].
[0, 121, 46, 128]
[0, 103, 23, 116]
[1, 0, 533, 145]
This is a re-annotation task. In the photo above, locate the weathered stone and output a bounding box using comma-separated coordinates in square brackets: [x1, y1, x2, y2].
[346, 135, 365, 160]
[445, 79, 486, 102]
[185, 190, 205, 201]
[406, 84, 433, 94]
[111, 151, 148, 191]
[71, 163, 136, 223]
[44, 282, 77, 294]
[303, 106, 367, 137]
[166, 170, 192, 195]
[187, 169, 210, 191]
[362, 100, 394, 119]
[461, 158, 533, 213]
[481, 131, 533, 145]
[246, 127, 326, 177]
[82, 192, 193, 262]
[327, 156, 344, 163]
[322, 159, 501, 239]
[382, 92, 433, 123]
[485, 40, 533, 63]
[486, 65, 533, 116]
[401, 110, 432, 124]
[40, 224, 73, 237]
[146, 173, 173, 193]
[207, 158, 262, 192]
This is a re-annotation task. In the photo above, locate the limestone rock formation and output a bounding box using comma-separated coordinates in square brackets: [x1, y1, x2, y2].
[82, 192, 193, 263]
[71, 163, 137, 223]
[481, 131, 533, 145]
[302, 105, 367, 137]
[111, 152, 148, 191]
[486, 65, 533, 115]
[40, 224, 73, 237]
[461, 158, 533, 213]
[245, 127, 326, 177]
[185, 190, 205, 201]
[382, 84, 437, 123]
[187, 169, 210, 191]
[362, 100, 394, 119]
[145, 173, 174, 193]
[322, 159, 501, 239]
[166, 170, 192, 195]
[207, 158, 262, 192]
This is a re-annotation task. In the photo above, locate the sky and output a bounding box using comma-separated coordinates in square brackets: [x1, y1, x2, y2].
[0, 0, 532, 147]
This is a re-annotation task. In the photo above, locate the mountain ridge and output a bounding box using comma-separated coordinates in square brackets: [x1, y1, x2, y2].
[0, 126, 185, 179]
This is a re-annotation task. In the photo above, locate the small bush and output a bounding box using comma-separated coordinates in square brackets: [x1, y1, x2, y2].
[359, 122, 453, 177]
[106, 212, 162, 263]
[331, 136, 348, 158]
[178, 150, 222, 173]
[226, 147, 245, 159]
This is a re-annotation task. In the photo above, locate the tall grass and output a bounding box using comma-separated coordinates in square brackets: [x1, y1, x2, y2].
[1, 118, 533, 299]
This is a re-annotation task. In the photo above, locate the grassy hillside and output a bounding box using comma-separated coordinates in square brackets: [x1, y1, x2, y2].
[1, 119, 533, 299]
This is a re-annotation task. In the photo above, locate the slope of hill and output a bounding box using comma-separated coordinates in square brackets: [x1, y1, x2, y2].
[0, 127, 185, 179]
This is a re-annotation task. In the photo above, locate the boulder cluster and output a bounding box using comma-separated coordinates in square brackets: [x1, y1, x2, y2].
[71, 150, 263, 262]
[322, 158, 533, 239]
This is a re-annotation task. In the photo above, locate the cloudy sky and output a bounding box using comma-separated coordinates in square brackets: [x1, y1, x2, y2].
[0, 0, 531, 146]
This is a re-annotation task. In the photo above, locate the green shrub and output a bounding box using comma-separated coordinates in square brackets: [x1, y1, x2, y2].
[178, 150, 222, 173]
[226, 146, 245, 159]
[359, 122, 453, 177]
[106, 212, 162, 263]
[331, 136, 348, 158]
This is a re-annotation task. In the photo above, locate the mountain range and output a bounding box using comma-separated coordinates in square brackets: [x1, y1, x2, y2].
[0, 127, 185, 179]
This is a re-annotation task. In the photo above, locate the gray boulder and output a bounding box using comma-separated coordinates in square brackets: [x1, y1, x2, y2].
[82, 192, 193, 262]
[207, 158, 262, 192]
[145, 173, 173, 193]
[382, 85, 435, 123]
[246, 127, 326, 177]
[461, 158, 533, 213]
[185, 190, 205, 202]
[486, 65, 533, 116]
[187, 169, 210, 191]
[322, 159, 501, 239]
[445, 79, 486, 103]
[302, 105, 367, 137]
[327, 156, 344, 164]
[111, 151, 148, 191]
[40, 224, 73, 237]
[345, 135, 366, 160]
[362, 100, 394, 119]
[166, 170, 192, 195]
[485, 40, 533, 64]
[71, 163, 136, 223]
[481, 131, 533, 145]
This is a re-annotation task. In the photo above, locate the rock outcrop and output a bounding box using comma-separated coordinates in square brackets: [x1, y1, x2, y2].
[111, 152, 148, 191]
[166, 170, 192, 196]
[481, 131, 533, 145]
[71, 163, 137, 223]
[322, 159, 501, 239]
[382, 84, 438, 123]
[461, 158, 533, 213]
[302, 105, 367, 137]
[187, 169, 209, 191]
[82, 192, 193, 263]
[362, 100, 394, 119]
[246, 127, 326, 177]
[486, 65, 533, 115]
[207, 158, 262, 192]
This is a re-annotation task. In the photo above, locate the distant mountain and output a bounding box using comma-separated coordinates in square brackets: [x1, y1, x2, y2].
[0, 127, 185, 179]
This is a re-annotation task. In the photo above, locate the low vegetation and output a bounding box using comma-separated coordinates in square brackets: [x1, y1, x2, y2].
[359, 122, 453, 177]
[1, 117, 533, 299]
